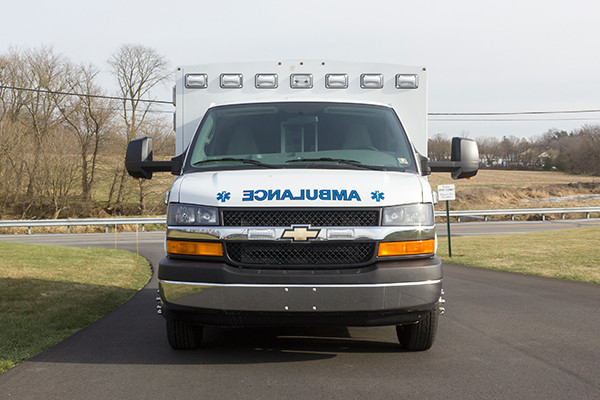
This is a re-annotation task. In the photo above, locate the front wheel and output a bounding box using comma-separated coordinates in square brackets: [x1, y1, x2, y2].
[166, 318, 204, 350]
[396, 304, 439, 351]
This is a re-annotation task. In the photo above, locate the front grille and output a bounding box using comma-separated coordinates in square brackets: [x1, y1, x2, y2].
[222, 209, 379, 227]
[226, 242, 376, 268]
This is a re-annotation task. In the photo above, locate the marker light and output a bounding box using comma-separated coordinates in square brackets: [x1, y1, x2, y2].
[325, 74, 349, 89]
[167, 240, 224, 257]
[255, 73, 278, 89]
[360, 74, 384, 89]
[290, 74, 313, 89]
[396, 74, 419, 89]
[378, 240, 436, 257]
[185, 74, 208, 89]
[220, 73, 243, 88]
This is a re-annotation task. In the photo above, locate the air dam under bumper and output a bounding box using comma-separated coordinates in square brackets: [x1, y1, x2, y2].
[158, 257, 442, 326]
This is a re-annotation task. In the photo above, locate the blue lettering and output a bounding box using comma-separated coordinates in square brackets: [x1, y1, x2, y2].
[332, 190, 347, 201]
[293, 189, 305, 200]
[254, 190, 267, 201]
[347, 190, 361, 201]
[268, 189, 281, 201]
[319, 189, 331, 200]
[243, 188, 361, 201]
[306, 189, 318, 200]
[242, 190, 254, 201]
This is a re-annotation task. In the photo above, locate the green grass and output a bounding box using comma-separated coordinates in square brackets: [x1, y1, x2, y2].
[0, 242, 151, 373]
[437, 226, 600, 284]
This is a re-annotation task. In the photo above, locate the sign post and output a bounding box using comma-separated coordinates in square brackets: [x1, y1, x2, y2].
[437, 184, 456, 257]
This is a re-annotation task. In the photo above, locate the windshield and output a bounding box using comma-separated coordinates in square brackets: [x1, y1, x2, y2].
[185, 102, 417, 172]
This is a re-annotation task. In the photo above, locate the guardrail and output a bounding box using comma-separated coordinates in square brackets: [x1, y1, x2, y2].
[0, 207, 599, 234]
[0, 217, 165, 234]
[434, 207, 600, 222]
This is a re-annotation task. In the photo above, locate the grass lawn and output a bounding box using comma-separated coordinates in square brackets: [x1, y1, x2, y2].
[437, 226, 600, 284]
[0, 242, 151, 374]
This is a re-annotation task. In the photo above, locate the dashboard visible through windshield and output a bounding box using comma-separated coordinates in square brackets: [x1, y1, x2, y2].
[185, 102, 417, 173]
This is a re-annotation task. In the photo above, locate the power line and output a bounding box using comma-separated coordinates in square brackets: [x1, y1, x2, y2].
[430, 117, 600, 122]
[0, 85, 173, 106]
[429, 109, 600, 116]
[0, 99, 174, 114]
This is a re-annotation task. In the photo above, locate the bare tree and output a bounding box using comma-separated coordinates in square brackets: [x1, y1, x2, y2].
[476, 136, 499, 167]
[108, 44, 170, 205]
[427, 134, 451, 161]
[562, 125, 600, 175]
[58, 63, 114, 201]
[38, 128, 79, 218]
[17, 47, 69, 199]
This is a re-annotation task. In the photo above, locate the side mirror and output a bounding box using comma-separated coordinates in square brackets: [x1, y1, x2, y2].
[429, 137, 479, 179]
[418, 153, 431, 176]
[125, 137, 182, 179]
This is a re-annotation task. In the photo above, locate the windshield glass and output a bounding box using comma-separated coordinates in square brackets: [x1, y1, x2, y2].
[185, 102, 417, 172]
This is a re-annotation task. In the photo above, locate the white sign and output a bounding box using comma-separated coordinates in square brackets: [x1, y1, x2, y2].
[438, 184, 456, 201]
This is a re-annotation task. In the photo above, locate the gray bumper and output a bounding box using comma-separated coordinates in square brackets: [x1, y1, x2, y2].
[160, 279, 442, 313]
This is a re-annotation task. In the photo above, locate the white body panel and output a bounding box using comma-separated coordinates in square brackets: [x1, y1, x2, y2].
[172, 169, 432, 208]
[175, 61, 428, 155]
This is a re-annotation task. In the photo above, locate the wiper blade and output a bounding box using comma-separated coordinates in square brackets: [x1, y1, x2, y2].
[193, 157, 277, 168]
[286, 157, 380, 170]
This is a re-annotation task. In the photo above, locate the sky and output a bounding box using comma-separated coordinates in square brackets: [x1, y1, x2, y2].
[2, 0, 600, 140]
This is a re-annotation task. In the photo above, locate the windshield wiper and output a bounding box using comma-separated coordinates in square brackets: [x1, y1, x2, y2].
[192, 157, 278, 168]
[286, 157, 381, 170]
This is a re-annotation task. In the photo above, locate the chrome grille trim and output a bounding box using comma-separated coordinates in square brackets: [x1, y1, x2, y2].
[166, 226, 435, 242]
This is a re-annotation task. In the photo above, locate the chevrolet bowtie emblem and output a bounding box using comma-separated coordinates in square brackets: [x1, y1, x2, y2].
[281, 226, 320, 242]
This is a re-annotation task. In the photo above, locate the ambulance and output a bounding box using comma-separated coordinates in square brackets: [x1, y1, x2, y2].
[125, 61, 479, 351]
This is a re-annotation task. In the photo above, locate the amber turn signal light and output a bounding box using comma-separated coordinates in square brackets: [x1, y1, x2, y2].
[167, 240, 223, 256]
[377, 240, 435, 257]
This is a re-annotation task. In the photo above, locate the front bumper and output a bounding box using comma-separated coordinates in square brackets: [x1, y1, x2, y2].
[158, 256, 442, 327]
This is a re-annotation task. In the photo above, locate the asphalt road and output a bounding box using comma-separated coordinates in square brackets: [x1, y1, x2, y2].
[1, 227, 599, 399]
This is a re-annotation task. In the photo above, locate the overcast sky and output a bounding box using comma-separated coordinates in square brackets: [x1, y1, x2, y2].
[2, 0, 599, 139]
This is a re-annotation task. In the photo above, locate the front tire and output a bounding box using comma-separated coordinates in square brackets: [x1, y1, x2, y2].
[396, 305, 439, 351]
[166, 318, 204, 349]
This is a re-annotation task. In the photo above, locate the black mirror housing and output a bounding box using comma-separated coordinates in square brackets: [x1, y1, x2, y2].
[418, 153, 431, 176]
[428, 137, 479, 180]
[125, 137, 181, 179]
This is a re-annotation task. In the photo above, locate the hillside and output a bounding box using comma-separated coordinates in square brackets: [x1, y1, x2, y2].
[429, 170, 600, 212]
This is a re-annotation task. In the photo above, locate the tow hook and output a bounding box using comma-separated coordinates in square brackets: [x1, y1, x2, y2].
[439, 289, 446, 315]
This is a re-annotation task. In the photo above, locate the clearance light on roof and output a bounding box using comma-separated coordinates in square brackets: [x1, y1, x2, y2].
[185, 73, 208, 89]
[396, 74, 419, 89]
[325, 73, 349, 89]
[220, 73, 243, 88]
[360, 74, 384, 89]
[255, 73, 278, 89]
[290, 73, 313, 89]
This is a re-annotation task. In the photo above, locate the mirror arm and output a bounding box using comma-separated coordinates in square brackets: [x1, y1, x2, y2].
[429, 161, 463, 173]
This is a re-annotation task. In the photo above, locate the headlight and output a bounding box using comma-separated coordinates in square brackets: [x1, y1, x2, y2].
[167, 203, 218, 225]
[382, 204, 434, 226]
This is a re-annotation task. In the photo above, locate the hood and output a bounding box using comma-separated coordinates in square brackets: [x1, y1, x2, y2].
[172, 169, 431, 207]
